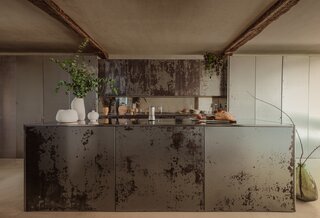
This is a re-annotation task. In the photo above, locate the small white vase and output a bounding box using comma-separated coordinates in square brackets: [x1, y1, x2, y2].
[55, 109, 78, 123]
[71, 97, 85, 121]
[87, 110, 99, 123]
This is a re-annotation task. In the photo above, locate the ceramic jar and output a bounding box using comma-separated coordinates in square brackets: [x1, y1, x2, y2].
[55, 109, 78, 123]
[88, 110, 99, 122]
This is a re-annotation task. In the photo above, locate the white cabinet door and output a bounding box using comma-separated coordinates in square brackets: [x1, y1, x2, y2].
[282, 56, 309, 158]
[229, 56, 255, 124]
[309, 57, 320, 157]
[255, 56, 282, 124]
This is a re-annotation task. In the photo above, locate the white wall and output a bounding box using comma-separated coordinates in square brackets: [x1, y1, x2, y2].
[229, 55, 320, 159]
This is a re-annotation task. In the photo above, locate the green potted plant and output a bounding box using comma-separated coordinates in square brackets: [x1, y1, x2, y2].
[52, 38, 117, 121]
[203, 52, 226, 78]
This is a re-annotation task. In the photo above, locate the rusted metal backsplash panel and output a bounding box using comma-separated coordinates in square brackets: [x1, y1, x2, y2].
[25, 126, 115, 211]
[115, 126, 205, 211]
[99, 59, 222, 96]
[205, 126, 295, 211]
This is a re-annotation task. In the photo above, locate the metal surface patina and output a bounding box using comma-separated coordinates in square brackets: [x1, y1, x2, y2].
[98, 59, 224, 96]
[25, 124, 294, 212]
[115, 126, 204, 211]
[25, 126, 115, 211]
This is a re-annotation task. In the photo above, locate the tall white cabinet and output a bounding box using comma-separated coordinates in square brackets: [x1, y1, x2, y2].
[229, 55, 320, 158]
[255, 56, 282, 124]
[229, 56, 255, 123]
[309, 57, 320, 158]
[282, 56, 309, 158]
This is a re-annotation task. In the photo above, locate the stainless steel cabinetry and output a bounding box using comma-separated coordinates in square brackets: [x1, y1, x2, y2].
[205, 126, 295, 211]
[99, 59, 223, 97]
[25, 126, 115, 211]
[115, 126, 205, 211]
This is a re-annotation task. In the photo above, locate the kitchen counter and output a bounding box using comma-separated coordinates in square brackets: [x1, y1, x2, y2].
[24, 118, 292, 127]
[25, 122, 295, 212]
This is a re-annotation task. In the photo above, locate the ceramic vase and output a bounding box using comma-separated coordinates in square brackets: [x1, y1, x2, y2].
[102, 107, 109, 115]
[88, 110, 99, 123]
[71, 97, 85, 121]
[55, 109, 78, 123]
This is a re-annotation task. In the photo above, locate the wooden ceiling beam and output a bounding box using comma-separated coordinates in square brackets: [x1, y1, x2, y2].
[223, 0, 300, 56]
[28, 0, 108, 59]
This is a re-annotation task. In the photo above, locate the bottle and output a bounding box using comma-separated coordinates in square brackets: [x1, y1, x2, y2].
[148, 106, 156, 121]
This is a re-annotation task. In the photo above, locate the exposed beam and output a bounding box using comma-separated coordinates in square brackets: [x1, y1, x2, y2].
[223, 0, 300, 56]
[28, 0, 108, 59]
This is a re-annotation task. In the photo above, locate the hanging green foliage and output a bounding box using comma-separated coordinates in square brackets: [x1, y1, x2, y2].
[51, 38, 117, 98]
[204, 52, 226, 78]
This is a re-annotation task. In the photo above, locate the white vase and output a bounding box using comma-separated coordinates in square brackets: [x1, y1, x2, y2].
[71, 97, 85, 121]
[55, 109, 78, 123]
[87, 110, 99, 123]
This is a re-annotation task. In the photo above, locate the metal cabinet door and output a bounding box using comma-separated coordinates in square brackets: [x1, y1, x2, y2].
[115, 126, 205, 211]
[205, 126, 295, 211]
[25, 126, 115, 211]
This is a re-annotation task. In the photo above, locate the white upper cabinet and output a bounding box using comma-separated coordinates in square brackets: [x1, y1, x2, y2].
[255, 56, 282, 124]
[229, 56, 255, 124]
[282, 56, 309, 157]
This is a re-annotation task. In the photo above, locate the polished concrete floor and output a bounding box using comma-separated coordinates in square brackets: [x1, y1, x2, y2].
[0, 159, 319, 218]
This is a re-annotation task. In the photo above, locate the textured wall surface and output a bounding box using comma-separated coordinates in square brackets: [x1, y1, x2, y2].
[25, 126, 115, 211]
[25, 125, 294, 212]
[115, 126, 204, 211]
[98, 59, 224, 97]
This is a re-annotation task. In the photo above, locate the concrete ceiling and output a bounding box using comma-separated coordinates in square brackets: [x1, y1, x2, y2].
[238, 0, 320, 54]
[52, 0, 276, 55]
[0, 0, 82, 53]
[4, 0, 315, 55]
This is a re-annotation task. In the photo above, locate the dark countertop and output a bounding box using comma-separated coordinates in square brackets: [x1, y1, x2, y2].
[99, 113, 195, 119]
[24, 118, 293, 128]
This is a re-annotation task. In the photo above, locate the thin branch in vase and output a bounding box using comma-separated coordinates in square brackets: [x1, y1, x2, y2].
[247, 92, 304, 165]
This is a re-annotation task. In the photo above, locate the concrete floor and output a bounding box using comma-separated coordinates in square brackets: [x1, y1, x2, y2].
[0, 159, 319, 218]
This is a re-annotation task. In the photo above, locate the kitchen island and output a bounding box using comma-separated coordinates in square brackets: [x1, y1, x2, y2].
[25, 119, 295, 212]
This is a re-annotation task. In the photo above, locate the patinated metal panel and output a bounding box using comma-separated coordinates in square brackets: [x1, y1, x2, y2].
[149, 60, 175, 96]
[205, 126, 295, 211]
[98, 59, 127, 96]
[25, 126, 115, 211]
[175, 60, 200, 96]
[99, 59, 223, 97]
[126, 60, 150, 96]
[115, 126, 204, 211]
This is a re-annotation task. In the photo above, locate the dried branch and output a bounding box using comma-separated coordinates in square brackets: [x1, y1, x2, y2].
[247, 92, 304, 165]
